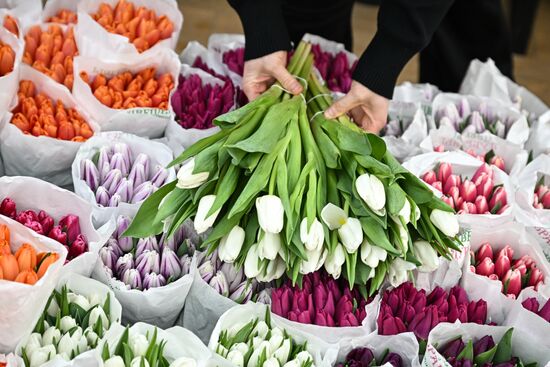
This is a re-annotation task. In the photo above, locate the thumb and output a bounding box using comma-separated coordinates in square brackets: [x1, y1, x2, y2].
[324, 93, 359, 119]
[272, 66, 303, 95]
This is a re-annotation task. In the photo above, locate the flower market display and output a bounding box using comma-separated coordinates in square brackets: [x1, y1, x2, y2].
[1, 2, 550, 366]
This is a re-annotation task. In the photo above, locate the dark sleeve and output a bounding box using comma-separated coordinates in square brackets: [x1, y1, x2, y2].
[227, 0, 291, 60]
[352, 0, 455, 99]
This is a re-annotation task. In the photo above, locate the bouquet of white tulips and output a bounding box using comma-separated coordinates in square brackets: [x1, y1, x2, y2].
[126, 41, 462, 295]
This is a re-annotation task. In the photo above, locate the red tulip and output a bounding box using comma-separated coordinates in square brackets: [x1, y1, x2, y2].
[475, 257, 495, 276]
[513, 263, 527, 277]
[496, 245, 514, 260]
[476, 242, 493, 262]
[0, 198, 16, 218]
[437, 163, 453, 185]
[460, 180, 477, 203]
[59, 214, 81, 244]
[48, 225, 67, 245]
[503, 269, 522, 297]
[495, 254, 511, 279]
[422, 170, 437, 185]
[38, 211, 54, 235]
[68, 234, 88, 259]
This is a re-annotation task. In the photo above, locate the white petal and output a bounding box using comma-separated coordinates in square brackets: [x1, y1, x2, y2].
[244, 243, 261, 278]
[219, 225, 245, 263]
[176, 158, 209, 189]
[194, 195, 221, 234]
[320, 203, 347, 230]
[338, 217, 363, 253]
[300, 218, 325, 251]
[256, 195, 284, 233]
[356, 173, 386, 211]
[258, 232, 282, 260]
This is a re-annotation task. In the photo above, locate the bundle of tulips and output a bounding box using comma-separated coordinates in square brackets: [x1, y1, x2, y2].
[80, 142, 169, 207]
[270, 271, 371, 327]
[422, 162, 508, 215]
[171, 73, 234, 129]
[532, 180, 550, 209]
[19, 285, 114, 366]
[0, 40, 14, 76]
[436, 329, 533, 367]
[310, 44, 356, 93]
[433, 146, 506, 172]
[471, 243, 545, 297]
[222, 47, 244, 76]
[3, 14, 18, 36]
[90, 0, 174, 53]
[336, 347, 402, 367]
[99, 216, 192, 290]
[377, 282, 488, 340]
[10, 80, 94, 141]
[192, 56, 245, 106]
[0, 197, 88, 261]
[0, 224, 59, 284]
[127, 41, 461, 295]
[522, 297, 550, 322]
[79, 67, 174, 110]
[46, 9, 77, 24]
[23, 25, 77, 89]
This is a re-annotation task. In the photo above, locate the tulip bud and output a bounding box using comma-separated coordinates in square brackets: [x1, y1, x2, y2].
[0, 198, 16, 219]
[470, 111, 485, 132]
[503, 269, 522, 297]
[68, 234, 88, 259]
[114, 178, 134, 203]
[136, 249, 160, 276]
[130, 357, 150, 367]
[439, 116, 456, 130]
[324, 243, 346, 279]
[115, 253, 134, 277]
[356, 173, 386, 211]
[209, 270, 229, 296]
[438, 163, 453, 185]
[429, 209, 459, 237]
[472, 163, 494, 183]
[443, 175, 461, 195]
[432, 181, 443, 193]
[122, 268, 142, 289]
[258, 232, 282, 260]
[229, 281, 254, 303]
[441, 337, 465, 358]
[176, 158, 209, 189]
[220, 262, 245, 292]
[104, 356, 125, 367]
[441, 196, 454, 209]
[89, 306, 109, 330]
[82, 159, 100, 192]
[112, 143, 132, 167]
[388, 258, 416, 287]
[60, 315, 77, 333]
[475, 257, 495, 276]
[300, 218, 325, 251]
[494, 254, 511, 279]
[528, 268, 544, 287]
[218, 225, 245, 263]
[48, 224, 67, 245]
[57, 331, 76, 356]
[160, 246, 182, 280]
[476, 242, 493, 262]
[226, 350, 244, 367]
[95, 186, 110, 206]
[109, 193, 121, 207]
[128, 163, 146, 189]
[422, 171, 437, 185]
[442, 103, 460, 124]
[414, 240, 439, 272]
[143, 272, 167, 289]
[360, 239, 387, 268]
[244, 243, 262, 278]
[460, 180, 477, 203]
[103, 169, 123, 196]
[256, 195, 284, 234]
[30, 345, 55, 367]
[474, 195, 489, 214]
[42, 326, 61, 346]
[23, 333, 43, 360]
[199, 259, 215, 283]
[273, 339, 291, 364]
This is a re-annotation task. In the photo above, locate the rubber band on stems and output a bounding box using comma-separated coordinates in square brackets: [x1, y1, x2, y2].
[272, 75, 308, 103]
[306, 93, 331, 105]
[309, 110, 326, 123]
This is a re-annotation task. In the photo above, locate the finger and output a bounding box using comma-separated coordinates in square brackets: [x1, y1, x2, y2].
[324, 93, 360, 119]
[271, 66, 303, 95]
[243, 82, 265, 101]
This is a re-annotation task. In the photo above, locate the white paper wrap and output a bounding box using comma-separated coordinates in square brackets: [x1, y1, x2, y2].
[0, 215, 67, 353]
[514, 154, 550, 227]
[165, 64, 223, 155]
[384, 102, 428, 161]
[0, 353, 23, 367]
[14, 272, 123, 367]
[392, 82, 440, 117]
[75, 0, 183, 59]
[337, 332, 420, 367]
[71, 131, 176, 226]
[0, 175, 114, 277]
[460, 58, 549, 118]
[0, 64, 99, 187]
[40, 0, 80, 22]
[461, 222, 550, 325]
[431, 93, 530, 146]
[422, 323, 550, 367]
[209, 303, 339, 367]
[206, 33, 245, 92]
[0, 26, 23, 113]
[419, 125, 528, 176]
[525, 111, 550, 158]
[402, 151, 516, 228]
[97, 322, 215, 367]
[0, 0, 42, 30]
[72, 48, 180, 138]
[92, 250, 195, 329]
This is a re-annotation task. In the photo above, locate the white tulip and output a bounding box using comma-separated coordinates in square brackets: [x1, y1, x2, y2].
[270, 327, 284, 338]
[360, 239, 387, 268]
[59, 352, 70, 361]
[68, 293, 91, 310]
[388, 258, 416, 287]
[414, 240, 440, 272]
[252, 321, 269, 339]
[300, 247, 327, 275]
[130, 356, 150, 367]
[42, 326, 61, 346]
[57, 333, 75, 357]
[252, 337, 264, 350]
[129, 333, 149, 357]
[273, 339, 291, 364]
[395, 221, 409, 253]
[398, 199, 411, 224]
[23, 333, 43, 360]
[324, 243, 346, 279]
[87, 293, 103, 307]
[248, 341, 271, 367]
[77, 335, 89, 354]
[46, 299, 59, 317]
[300, 218, 324, 251]
[215, 343, 229, 358]
[295, 351, 314, 364]
[355, 173, 386, 211]
[30, 345, 55, 367]
[89, 306, 109, 330]
[338, 217, 363, 253]
[259, 256, 286, 282]
[176, 158, 209, 189]
[169, 357, 197, 367]
[414, 204, 421, 222]
[282, 359, 300, 367]
[230, 342, 249, 355]
[244, 243, 262, 278]
[85, 330, 99, 347]
[194, 195, 221, 234]
[60, 316, 76, 333]
[430, 209, 459, 237]
[264, 357, 280, 367]
[218, 225, 245, 263]
[256, 195, 284, 233]
[226, 350, 244, 367]
[258, 232, 282, 260]
[268, 333, 284, 351]
[104, 356, 125, 367]
[320, 203, 347, 230]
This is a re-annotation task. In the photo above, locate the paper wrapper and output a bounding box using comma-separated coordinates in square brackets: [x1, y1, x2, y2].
[514, 154, 550, 227]
[384, 102, 428, 161]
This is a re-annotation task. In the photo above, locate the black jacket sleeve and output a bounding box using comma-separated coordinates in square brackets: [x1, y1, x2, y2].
[352, 0, 455, 98]
[227, 0, 291, 60]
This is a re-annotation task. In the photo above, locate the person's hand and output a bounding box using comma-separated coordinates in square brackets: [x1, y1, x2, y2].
[242, 50, 303, 100]
[324, 81, 389, 134]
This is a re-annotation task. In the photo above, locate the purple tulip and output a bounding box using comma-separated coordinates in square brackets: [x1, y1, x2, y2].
[128, 163, 146, 190]
[109, 193, 121, 207]
[441, 337, 465, 358]
[131, 182, 154, 204]
[98, 146, 111, 170]
[229, 281, 254, 303]
[209, 271, 229, 296]
[198, 260, 214, 283]
[470, 111, 485, 133]
[458, 98, 471, 118]
[106, 238, 124, 257]
[345, 347, 374, 366]
[99, 161, 111, 184]
[150, 166, 169, 188]
[48, 225, 67, 245]
[114, 178, 134, 203]
[115, 253, 134, 277]
[180, 254, 192, 276]
[159, 232, 178, 252]
[122, 268, 142, 290]
[96, 186, 110, 207]
[467, 300, 487, 324]
[143, 272, 166, 289]
[538, 299, 550, 322]
[99, 246, 118, 270]
[136, 250, 160, 276]
[473, 335, 495, 356]
[102, 169, 123, 196]
[38, 210, 54, 235]
[382, 352, 403, 367]
[112, 143, 131, 170]
[219, 262, 245, 292]
[82, 159, 100, 192]
[133, 153, 150, 177]
[160, 247, 182, 280]
[136, 237, 159, 256]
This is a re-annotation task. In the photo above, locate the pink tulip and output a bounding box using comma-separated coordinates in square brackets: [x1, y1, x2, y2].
[472, 163, 494, 182]
[422, 170, 437, 185]
[490, 156, 505, 171]
[434, 145, 445, 152]
[476, 257, 495, 276]
[514, 263, 527, 277]
[448, 186, 460, 204]
[537, 184, 549, 199]
[541, 192, 550, 209]
[459, 202, 477, 214]
[460, 180, 477, 203]
[38, 211, 54, 235]
[497, 245, 514, 260]
[476, 242, 493, 262]
[497, 204, 510, 214]
[495, 254, 511, 279]
[517, 255, 535, 269]
[475, 175, 494, 199]
[444, 175, 461, 195]
[455, 197, 464, 209]
[538, 299, 550, 322]
[0, 198, 16, 218]
[503, 269, 522, 297]
[521, 297, 540, 313]
[441, 196, 454, 209]
[437, 163, 453, 185]
[529, 268, 544, 287]
[488, 274, 499, 281]
[489, 187, 507, 212]
[475, 196, 489, 214]
[432, 181, 443, 193]
[48, 225, 68, 245]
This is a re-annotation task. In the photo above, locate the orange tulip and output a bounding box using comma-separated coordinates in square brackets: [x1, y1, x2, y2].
[80, 71, 90, 85]
[15, 243, 37, 272]
[11, 113, 30, 132]
[138, 67, 156, 82]
[0, 240, 10, 256]
[61, 37, 77, 58]
[0, 44, 15, 76]
[26, 25, 42, 45]
[0, 254, 19, 281]
[4, 14, 19, 36]
[52, 34, 63, 55]
[132, 37, 148, 52]
[58, 122, 75, 140]
[15, 270, 39, 285]
[36, 252, 59, 279]
[92, 74, 107, 91]
[0, 225, 9, 242]
[0, 265, 3, 279]
[64, 74, 74, 90]
[108, 76, 125, 92]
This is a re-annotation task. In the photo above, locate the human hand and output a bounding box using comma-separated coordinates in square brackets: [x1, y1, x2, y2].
[324, 81, 389, 134]
[242, 50, 303, 100]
